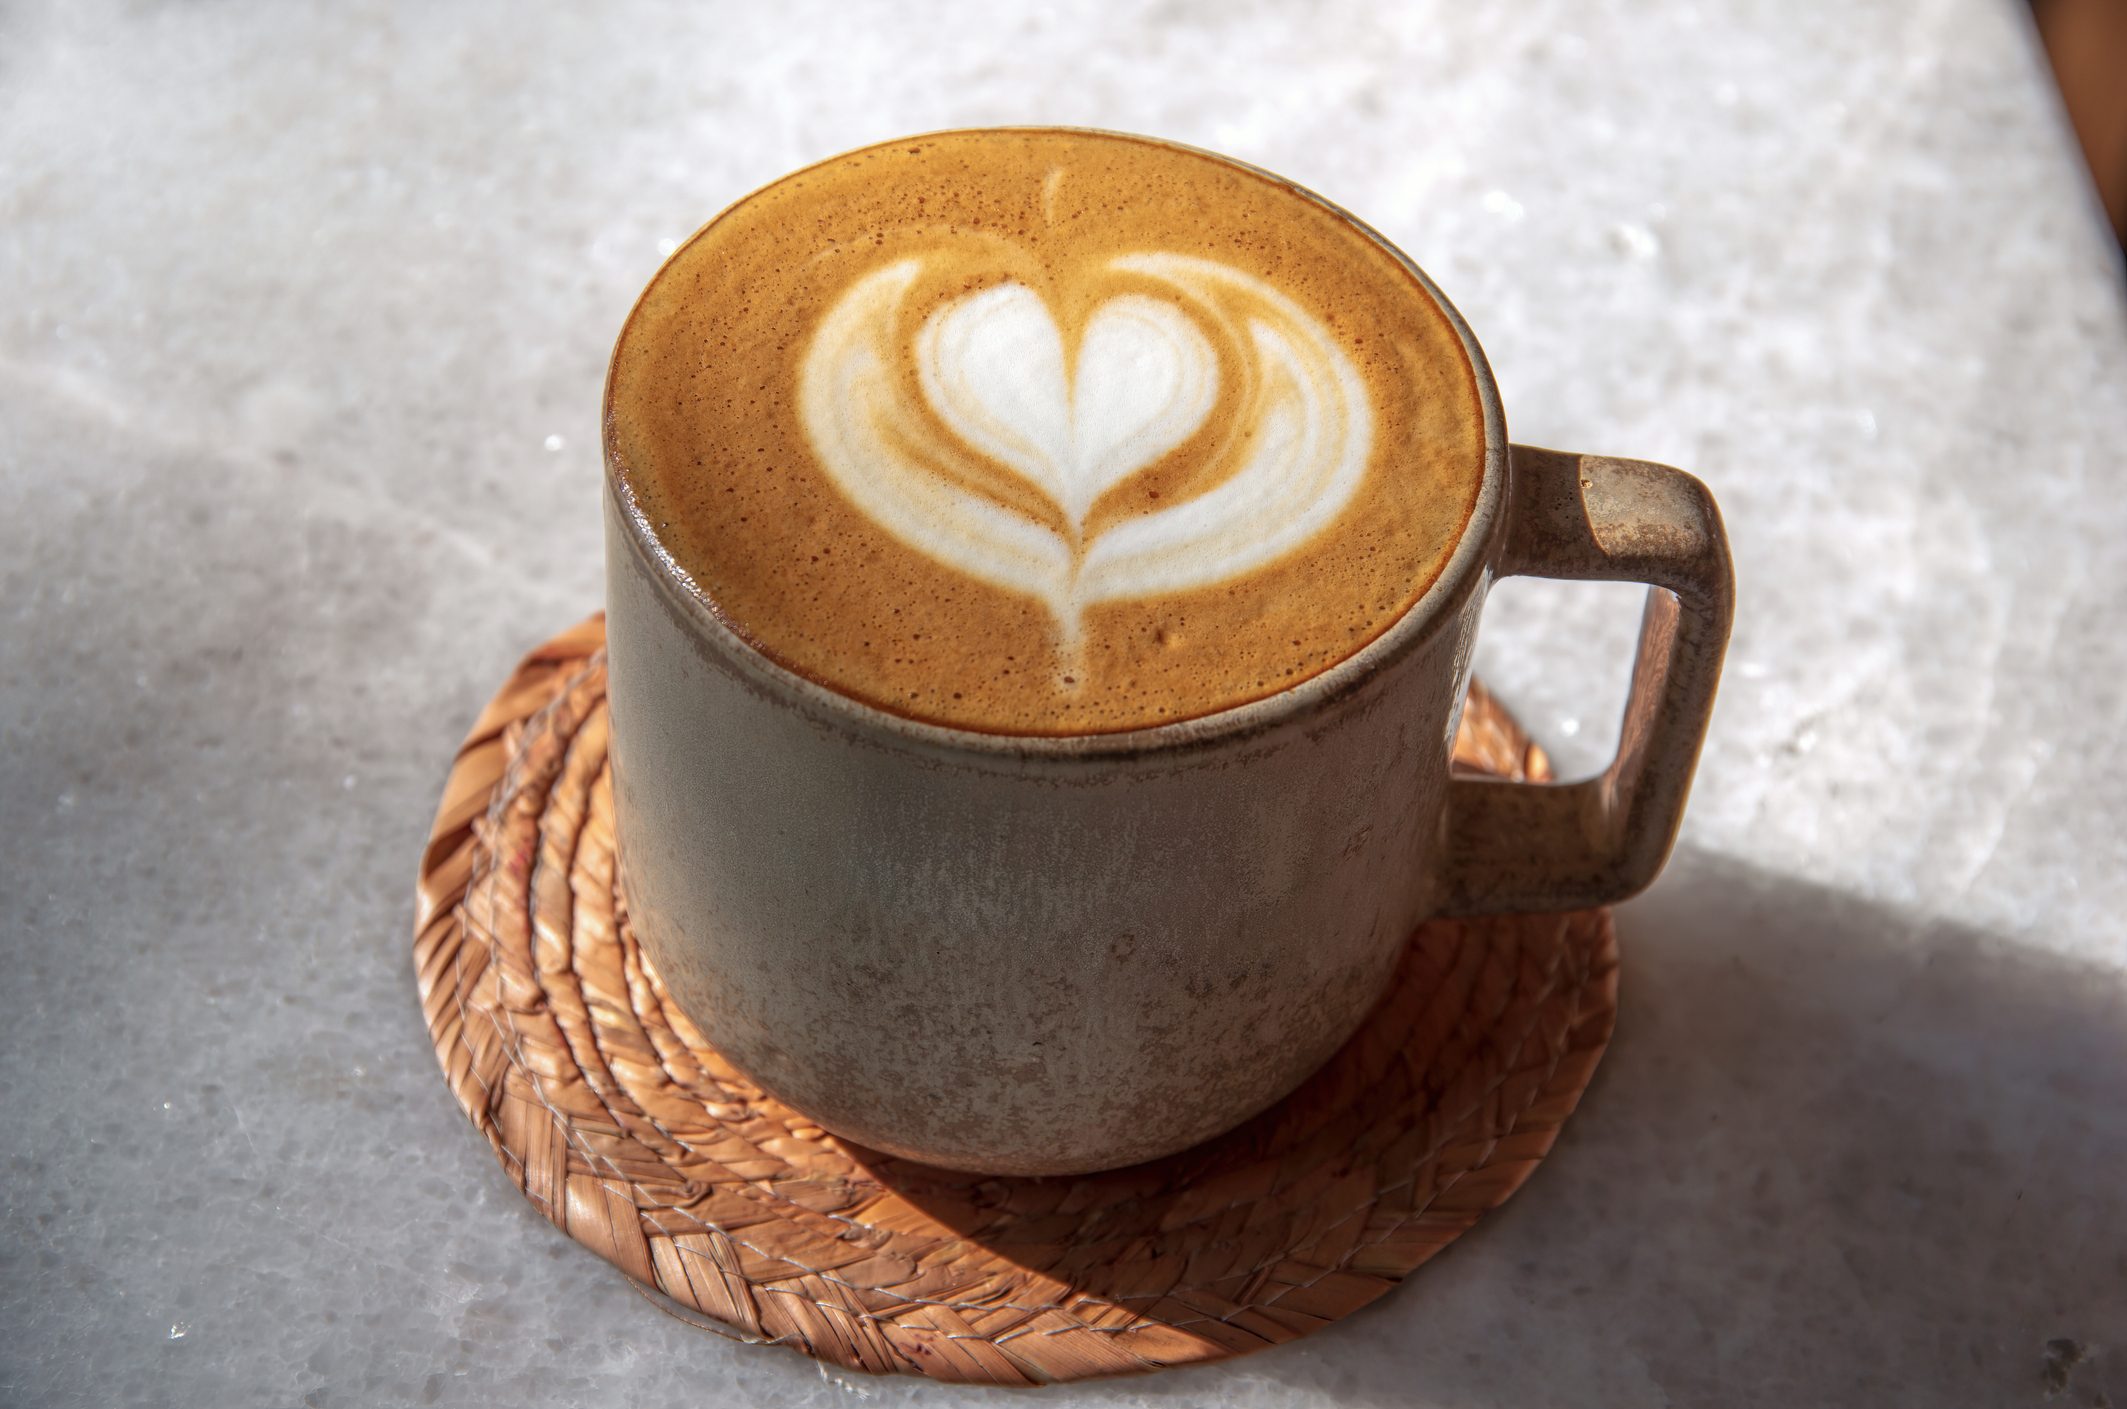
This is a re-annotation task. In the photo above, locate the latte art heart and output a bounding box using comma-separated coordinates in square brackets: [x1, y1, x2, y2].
[916, 284, 1218, 527]
[798, 251, 1374, 657]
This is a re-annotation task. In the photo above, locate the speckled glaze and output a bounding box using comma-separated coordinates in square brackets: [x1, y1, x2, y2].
[602, 131, 1732, 1176]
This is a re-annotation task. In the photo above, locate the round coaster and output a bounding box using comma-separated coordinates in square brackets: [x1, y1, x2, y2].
[412, 615, 1619, 1385]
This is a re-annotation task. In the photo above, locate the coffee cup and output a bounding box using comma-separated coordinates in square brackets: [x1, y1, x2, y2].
[602, 128, 1733, 1175]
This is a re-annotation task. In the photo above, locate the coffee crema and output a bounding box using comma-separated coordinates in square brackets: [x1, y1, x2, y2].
[607, 129, 1485, 734]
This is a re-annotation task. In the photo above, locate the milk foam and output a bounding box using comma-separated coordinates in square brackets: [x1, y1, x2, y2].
[609, 128, 1485, 735]
[798, 250, 1373, 659]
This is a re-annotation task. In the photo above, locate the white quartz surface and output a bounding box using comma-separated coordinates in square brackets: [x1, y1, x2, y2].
[4, 1, 2124, 1404]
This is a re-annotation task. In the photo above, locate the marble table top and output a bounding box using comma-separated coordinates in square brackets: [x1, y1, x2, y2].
[4, 1, 2123, 1404]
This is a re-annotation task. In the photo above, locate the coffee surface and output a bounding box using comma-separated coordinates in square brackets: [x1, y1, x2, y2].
[608, 129, 1485, 734]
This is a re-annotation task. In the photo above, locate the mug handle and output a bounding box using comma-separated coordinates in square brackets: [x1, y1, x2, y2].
[1435, 445, 1735, 915]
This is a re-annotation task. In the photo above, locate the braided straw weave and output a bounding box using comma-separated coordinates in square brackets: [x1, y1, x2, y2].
[411, 615, 1618, 1384]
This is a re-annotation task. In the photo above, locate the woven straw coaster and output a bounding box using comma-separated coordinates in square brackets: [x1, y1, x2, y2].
[411, 614, 1619, 1385]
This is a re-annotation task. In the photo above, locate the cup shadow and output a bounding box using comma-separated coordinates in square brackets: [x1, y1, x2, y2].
[839, 850, 2124, 1402]
[839, 893, 1618, 1372]
[823, 680, 1611, 1375]
[1224, 849, 2127, 1408]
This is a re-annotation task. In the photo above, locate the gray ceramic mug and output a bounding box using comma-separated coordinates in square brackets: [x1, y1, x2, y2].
[603, 150, 1734, 1178]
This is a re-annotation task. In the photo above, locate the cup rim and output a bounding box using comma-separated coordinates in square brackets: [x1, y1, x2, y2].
[603, 125, 1507, 762]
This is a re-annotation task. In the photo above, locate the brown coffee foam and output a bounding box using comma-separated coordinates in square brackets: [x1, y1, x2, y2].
[607, 129, 1484, 734]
